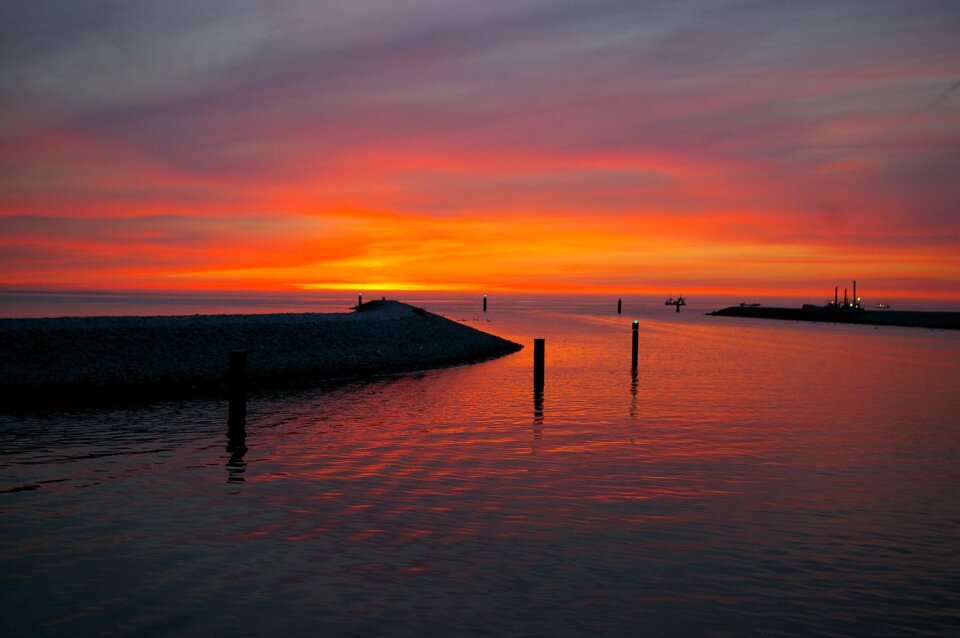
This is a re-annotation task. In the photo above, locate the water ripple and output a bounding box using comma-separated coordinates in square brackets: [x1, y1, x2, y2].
[2, 308, 959, 636]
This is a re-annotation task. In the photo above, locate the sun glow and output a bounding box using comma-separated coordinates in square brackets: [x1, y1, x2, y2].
[298, 282, 476, 292]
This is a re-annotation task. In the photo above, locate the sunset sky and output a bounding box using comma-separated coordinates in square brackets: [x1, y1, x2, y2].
[1, 1, 959, 298]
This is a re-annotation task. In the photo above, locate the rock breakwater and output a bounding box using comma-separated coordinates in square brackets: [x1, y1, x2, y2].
[0, 301, 522, 410]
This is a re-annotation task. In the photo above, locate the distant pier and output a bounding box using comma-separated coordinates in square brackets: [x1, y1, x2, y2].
[708, 306, 960, 330]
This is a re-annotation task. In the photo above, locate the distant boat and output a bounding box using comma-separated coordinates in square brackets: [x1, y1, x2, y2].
[665, 296, 686, 306]
[740, 302, 761, 308]
[875, 303, 890, 309]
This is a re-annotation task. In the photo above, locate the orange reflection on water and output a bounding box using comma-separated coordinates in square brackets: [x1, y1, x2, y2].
[2, 297, 959, 635]
[230, 303, 960, 558]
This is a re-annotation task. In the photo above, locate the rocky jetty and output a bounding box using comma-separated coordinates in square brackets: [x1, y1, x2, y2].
[0, 300, 522, 410]
[708, 305, 960, 330]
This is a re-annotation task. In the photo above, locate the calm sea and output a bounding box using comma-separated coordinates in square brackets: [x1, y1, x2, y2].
[2, 293, 959, 636]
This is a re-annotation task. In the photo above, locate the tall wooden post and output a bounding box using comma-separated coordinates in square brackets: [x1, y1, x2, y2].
[533, 338, 545, 390]
[228, 350, 247, 435]
[631, 320, 639, 372]
[483, 294, 487, 313]
[618, 297, 622, 314]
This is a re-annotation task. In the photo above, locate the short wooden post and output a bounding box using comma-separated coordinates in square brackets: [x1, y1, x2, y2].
[358, 293, 362, 307]
[483, 294, 487, 313]
[631, 320, 638, 371]
[676, 302, 680, 313]
[533, 338, 545, 389]
[228, 350, 246, 434]
[618, 297, 622, 314]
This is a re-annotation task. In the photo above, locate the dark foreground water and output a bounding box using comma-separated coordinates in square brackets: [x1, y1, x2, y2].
[2, 295, 959, 636]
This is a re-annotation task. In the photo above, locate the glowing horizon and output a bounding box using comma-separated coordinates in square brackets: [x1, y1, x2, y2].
[1, 2, 958, 301]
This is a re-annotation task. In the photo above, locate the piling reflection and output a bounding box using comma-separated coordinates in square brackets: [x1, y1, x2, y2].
[225, 429, 248, 483]
[533, 386, 544, 450]
[629, 369, 638, 418]
[226, 400, 248, 483]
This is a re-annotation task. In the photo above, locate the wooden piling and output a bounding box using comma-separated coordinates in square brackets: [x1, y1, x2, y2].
[228, 350, 247, 433]
[358, 293, 362, 307]
[618, 297, 622, 314]
[631, 320, 638, 371]
[533, 338, 545, 389]
[483, 294, 487, 313]
[676, 302, 680, 313]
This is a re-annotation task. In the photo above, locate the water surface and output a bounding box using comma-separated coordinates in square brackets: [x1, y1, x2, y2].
[2, 296, 959, 636]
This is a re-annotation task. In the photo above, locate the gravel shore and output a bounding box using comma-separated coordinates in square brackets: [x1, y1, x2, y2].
[0, 300, 522, 409]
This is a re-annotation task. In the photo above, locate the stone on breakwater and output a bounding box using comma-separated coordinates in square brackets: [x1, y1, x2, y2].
[0, 301, 522, 409]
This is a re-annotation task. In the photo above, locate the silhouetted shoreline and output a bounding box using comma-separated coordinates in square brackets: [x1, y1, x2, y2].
[0, 300, 522, 411]
[708, 305, 960, 330]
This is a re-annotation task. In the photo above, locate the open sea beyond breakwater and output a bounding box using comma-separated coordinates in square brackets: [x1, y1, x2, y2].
[2, 293, 960, 636]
